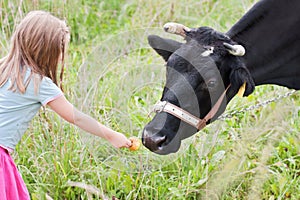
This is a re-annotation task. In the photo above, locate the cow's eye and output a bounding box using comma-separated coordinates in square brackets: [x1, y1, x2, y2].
[207, 80, 217, 88]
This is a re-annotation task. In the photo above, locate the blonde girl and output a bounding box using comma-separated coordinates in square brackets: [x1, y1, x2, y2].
[0, 10, 132, 199]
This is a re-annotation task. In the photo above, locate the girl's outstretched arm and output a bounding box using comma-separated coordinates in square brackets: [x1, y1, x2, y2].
[47, 95, 132, 148]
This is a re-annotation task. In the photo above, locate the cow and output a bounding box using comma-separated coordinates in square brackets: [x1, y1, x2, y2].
[142, 0, 300, 155]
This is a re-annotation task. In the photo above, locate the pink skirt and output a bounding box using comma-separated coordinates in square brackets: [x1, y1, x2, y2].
[0, 146, 30, 200]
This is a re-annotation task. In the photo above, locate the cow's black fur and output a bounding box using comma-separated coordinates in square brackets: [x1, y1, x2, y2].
[185, 27, 255, 97]
[142, 0, 300, 154]
[228, 0, 300, 89]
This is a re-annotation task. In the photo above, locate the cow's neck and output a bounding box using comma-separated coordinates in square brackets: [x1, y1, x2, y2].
[227, 0, 300, 90]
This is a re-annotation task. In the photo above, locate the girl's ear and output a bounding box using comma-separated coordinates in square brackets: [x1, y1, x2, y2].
[229, 66, 255, 97]
[148, 35, 183, 62]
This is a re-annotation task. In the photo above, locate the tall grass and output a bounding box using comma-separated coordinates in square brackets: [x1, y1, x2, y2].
[1, 0, 299, 199]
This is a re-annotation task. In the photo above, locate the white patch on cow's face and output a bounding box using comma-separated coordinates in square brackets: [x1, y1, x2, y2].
[201, 47, 214, 57]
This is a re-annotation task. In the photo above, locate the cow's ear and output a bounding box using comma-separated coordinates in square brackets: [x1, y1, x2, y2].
[148, 35, 182, 61]
[229, 66, 255, 97]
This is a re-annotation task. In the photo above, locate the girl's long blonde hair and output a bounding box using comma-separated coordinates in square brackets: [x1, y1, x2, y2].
[0, 10, 70, 93]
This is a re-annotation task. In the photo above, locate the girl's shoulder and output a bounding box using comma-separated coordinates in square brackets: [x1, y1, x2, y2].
[26, 67, 56, 87]
[25, 67, 63, 105]
[25, 67, 61, 94]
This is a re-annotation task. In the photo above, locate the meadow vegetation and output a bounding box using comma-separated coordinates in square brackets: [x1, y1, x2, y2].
[0, 0, 299, 199]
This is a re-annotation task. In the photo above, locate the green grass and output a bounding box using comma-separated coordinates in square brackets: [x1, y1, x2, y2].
[1, 0, 299, 199]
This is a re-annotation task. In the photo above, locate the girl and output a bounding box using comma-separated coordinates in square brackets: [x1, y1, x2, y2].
[0, 10, 132, 199]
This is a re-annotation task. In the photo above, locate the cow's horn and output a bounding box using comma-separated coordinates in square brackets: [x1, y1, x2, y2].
[163, 22, 191, 37]
[223, 43, 245, 56]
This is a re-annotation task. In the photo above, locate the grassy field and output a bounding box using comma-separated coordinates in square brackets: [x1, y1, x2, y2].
[1, 0, 299, 199]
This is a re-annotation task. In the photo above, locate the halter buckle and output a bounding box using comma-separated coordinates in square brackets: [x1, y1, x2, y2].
[153, 101, 167, 113]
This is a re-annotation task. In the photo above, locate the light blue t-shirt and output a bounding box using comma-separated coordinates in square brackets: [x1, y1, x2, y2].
[0, 68, 63, 150]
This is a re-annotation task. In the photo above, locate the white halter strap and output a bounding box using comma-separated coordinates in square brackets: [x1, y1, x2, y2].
[152, 85, 230, 130]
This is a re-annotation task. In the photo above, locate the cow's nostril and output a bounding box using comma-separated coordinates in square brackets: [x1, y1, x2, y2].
[156, 136, 167, 148]
[142, 129, 168, 151]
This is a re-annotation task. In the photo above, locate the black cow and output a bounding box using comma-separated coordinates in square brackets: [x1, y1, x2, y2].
[142, 0, 300, 155]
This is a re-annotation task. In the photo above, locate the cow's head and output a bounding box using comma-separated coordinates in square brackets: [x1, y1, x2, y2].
[142, 23, 255, 155]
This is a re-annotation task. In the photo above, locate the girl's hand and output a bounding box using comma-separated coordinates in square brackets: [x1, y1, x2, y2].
[108, 131, 132, 148]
